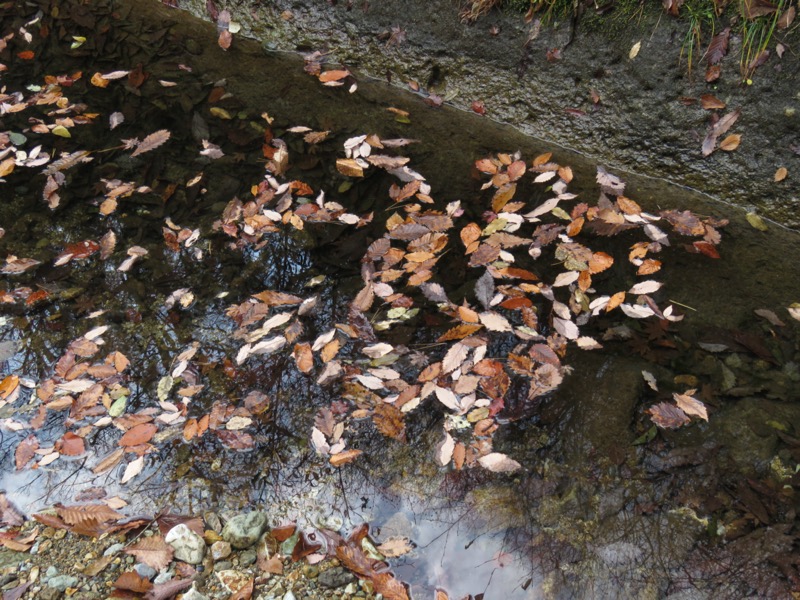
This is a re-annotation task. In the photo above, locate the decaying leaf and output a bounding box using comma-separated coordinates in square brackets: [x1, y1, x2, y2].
[130, 130, 171, 157]
[125, 536, 174, 571]
[648, 402, 690, 429]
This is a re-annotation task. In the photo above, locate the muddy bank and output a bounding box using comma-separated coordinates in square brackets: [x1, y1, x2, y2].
[179, 0, 800, 228]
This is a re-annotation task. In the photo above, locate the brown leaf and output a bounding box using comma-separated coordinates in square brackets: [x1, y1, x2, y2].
[15, 435, 38, 470]
[647, 402, 690, 429]
[57, 504, 124, 526]
[56, 432, 85, 456]
[372, 403, 406, 442]
[673, 390, 708, 421]
[700, 94, 726, 110]
[119, 423, 158, 447]
[293, 342, 314, 373]
[774, 167, 788, 182]
[93, 448, 125, 474]
[329, 449, 363, 466]
[706, 27, 730, 64]
[468, 243, 500, 267]
[778, 5, 796, 28]
[0, 493, 25, 527]
[251, 290, 303, 306]
[437, 323, 483, 342]
[156, 514, 204, 537]
[702, 108, 740, 156]
[125, 535, 174, 571]
[114, 571, 153, 593]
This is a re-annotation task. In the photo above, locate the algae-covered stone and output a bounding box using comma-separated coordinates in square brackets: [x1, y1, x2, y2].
[222, 512, 268, 549]
[165, 524, 206, 564]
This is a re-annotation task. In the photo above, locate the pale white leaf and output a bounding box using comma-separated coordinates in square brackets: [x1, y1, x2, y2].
[629, 280, 663, 295]
[620, 303, 656, 319]
[434, 386, 461, 411]
[225, 416, 252, 430]
[109, 112, 124, 130]
[576, 336, 602, 350]
[249, 335, 286, 357]
[435, 430, 455, 466]
[642, 370, 658, 391]
[312, 329, 336, 351]
[553, 316, 579, 340]
[363, 343, 394, 358]
[478, 452, 521, 473]
[534, 171, 557, 183]
[789, 306, 800, 322]
[479, 312, 512, 332]
[442, 342, 469, 374]
[84, 325, 108, 340]
[355, 374, 384, 390]
[754, 308, 785, 327]
[673, 391, 708, 421]
[121, 455, 144, 484]
[311, 427, 330, 454]
[553, 271, 579, 287]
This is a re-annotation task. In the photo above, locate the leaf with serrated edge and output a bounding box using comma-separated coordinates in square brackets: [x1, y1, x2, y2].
[125, 536, 173, 571]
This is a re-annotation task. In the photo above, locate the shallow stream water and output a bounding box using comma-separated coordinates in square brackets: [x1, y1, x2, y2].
[1, 0, 799, 598]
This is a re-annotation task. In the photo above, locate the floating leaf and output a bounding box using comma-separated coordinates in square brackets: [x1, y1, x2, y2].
[648, 402, 690, 429]
[121, 456, 145, 483]
[673, 390, 708, 421]
[478, 453, 521, 473]
[130, 130, 171, 157]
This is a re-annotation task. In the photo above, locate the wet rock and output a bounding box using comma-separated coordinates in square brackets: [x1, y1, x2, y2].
[39, 587, 62, 600]
[213, 560, 233, 572]
[47, 574, 78, 591]
[165, 524, 206, 564]
[239, 550, 256, 566]
[318, 566, 355, 589]
[134, 563, 157, 579]
[182, 585, 209, 600]
[211, 541, 232, 560]
[103, 543, 124, 557]
[222, 512, 268, 549]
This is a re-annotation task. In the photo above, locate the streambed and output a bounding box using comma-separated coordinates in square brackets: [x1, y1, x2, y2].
[0, 0, 799, 598]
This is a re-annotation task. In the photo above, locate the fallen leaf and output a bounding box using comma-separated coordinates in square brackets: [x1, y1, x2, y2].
[774, 167, 788, 182]
[125, 536, 174, 572]
[648, 402, 690, 429]
[719, 134, 741, 151]
[119, 423, 157, 447]
[629, 41, 641, 59]
[478, 453, 521, 473]
[121, 456, 145, 483]
[114, 571, 153, 594]
[673, 390, 708, 421]
[377, 537, 414, 558]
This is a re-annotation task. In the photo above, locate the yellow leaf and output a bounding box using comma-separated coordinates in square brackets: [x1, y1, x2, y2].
[52, 125, 71, 138]
[746, 212, 768, 231]
[209, 107, 232, 119]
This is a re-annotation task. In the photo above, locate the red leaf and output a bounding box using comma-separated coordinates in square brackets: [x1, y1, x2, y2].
[692, 241, 721, 258]
[56, 432, 85, 456]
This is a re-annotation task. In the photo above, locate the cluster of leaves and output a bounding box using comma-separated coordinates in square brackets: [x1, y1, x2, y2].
[1, 491, 412, 600]
[209, 116, 732, 472]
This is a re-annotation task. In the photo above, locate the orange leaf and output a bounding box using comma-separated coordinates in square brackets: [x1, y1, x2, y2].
[15, 435, 38, 470]
[329, 449, 363, 466]
[119, 423, 157, 447]
[532, 152, 552, 166]
[0, 375, 19, 400]
[319, 69, 350, 83]
[183, 418, 198, 442]
[606, 291, 626, 312]
[437, 323, 483, 342]
[17, 50, 35, 60]
[774, 167, 788, 182]
[588, 252, 614, 274]
[637, 259, 662, 275]
[719, 134, 741, 152]
[293, 342, 314, 373]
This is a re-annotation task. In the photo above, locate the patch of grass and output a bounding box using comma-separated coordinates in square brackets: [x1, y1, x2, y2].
[740, 0, 790, 80]
[679, 0, 717, 75]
